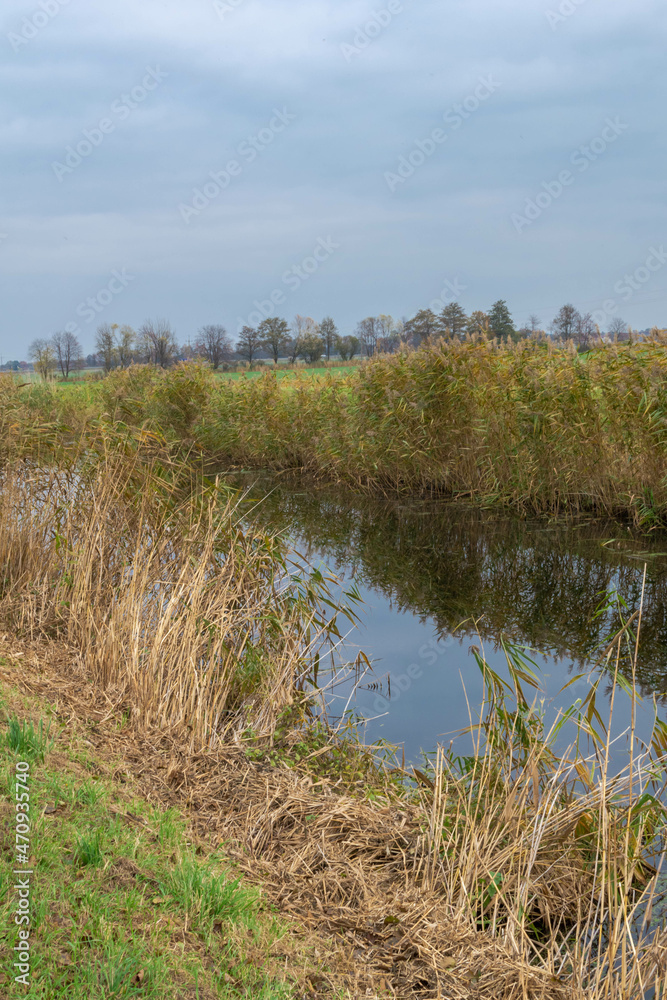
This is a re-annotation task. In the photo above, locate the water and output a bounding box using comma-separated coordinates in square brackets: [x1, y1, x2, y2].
[228, 471, 667, 766]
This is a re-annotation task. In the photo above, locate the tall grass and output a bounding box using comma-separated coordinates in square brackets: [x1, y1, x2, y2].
[418, 606, 667, 998]
[0, 452, 353, 747]
[6, 341, 667, 520]
[201, 339, 667, 522]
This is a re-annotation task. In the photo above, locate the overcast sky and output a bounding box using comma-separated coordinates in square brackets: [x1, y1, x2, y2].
[1, 0, 666, 358]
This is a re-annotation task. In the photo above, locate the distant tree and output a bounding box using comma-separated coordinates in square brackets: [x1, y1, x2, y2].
[139, 319, 178, 368]
[28, 338, 56, 381]
[334, 335, 357, 360]
[466, 310, 490, 337]
[235, 325, 262, 364]
[488, 300, 515, 341]
[404, 309, 440, 347]
[285, 337, 301, 364]
[257, 317, 290, 364]
[551, 304, 580, 341]
[608, 316, 629, 341]
[286, 315, 318, 364]
[527, 314, 541, 335]
[298, 329, 325, 364]
[573, 312, 597, 351]
[356, 316, 381, 357]
[320, 316, 338, 361]
[440, 302, 467, 339]
[85, 352, 99, 367]
[51, 329, 82, 378]
[117, 325, 136, 367]
[195, 324, 232, 369]
[376, 314, 400, 353]
[95, 323, 117, 373]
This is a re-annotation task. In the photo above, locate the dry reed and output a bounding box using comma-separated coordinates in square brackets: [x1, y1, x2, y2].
[0, 453, 348, 749]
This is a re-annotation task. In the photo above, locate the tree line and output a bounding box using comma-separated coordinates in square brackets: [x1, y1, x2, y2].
[24, 301, 653, 379]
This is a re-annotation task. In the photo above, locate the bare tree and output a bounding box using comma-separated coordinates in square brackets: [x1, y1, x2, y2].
[117, 325, 136, 367]
[195, 324, 232, 369]
[287, 315, 318, 364]
[139, 318, 178, 368]
[356, 316, 380, 356]
[319, 316, 338, 360]
[95, 323, 118, 373]
[257, 317, 289, 364]
[28, 338, 56, 381]
[235, 325, 262, 365]
[377, 314, 400, 353]
[573, 311, 597, 351]
[52, 329, 82, 379]
[527, 314, 541, 334]
[608, 316, 629, 341]
[551, 304, 580, 341]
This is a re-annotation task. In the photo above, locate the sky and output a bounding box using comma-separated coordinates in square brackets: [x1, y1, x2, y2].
[1, 0, 666, 359]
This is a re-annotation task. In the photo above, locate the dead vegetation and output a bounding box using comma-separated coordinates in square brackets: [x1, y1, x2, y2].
[2, 449, 667, 997]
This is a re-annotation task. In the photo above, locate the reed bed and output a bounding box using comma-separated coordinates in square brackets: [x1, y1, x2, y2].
[0, 452, 350, 749]
[201, 339, 667, 522]
[6, 339, 667, 521]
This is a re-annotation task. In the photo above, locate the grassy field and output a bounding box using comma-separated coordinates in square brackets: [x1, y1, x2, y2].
[213, 365, 358, 381]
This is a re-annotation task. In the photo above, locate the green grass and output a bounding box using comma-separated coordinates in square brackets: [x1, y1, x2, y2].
[213, 365, 358, 380]
[0, 704, 298, 999]
[5, 717, 53, 763]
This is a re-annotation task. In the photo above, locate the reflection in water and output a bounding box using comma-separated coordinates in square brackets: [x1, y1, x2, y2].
[234, 473, 667, 690]
[226, 471, 667, 761]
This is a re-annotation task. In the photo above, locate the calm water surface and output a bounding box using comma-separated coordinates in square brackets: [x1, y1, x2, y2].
[229, 472, 667, 766]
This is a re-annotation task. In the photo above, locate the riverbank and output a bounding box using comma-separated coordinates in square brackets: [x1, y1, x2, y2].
[4, 624, 666, 999]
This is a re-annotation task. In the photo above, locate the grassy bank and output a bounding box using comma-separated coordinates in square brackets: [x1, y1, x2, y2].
[3, 611, 667, 998]
[6, 338, 667, 523]
[0, 679, 305, 999]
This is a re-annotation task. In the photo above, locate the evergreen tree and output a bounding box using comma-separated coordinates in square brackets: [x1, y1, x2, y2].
[488, 300, 515, 341]
[440, 302, 467, 339]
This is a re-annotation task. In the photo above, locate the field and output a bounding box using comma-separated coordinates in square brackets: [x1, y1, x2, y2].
[3, 342, 667, 997]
